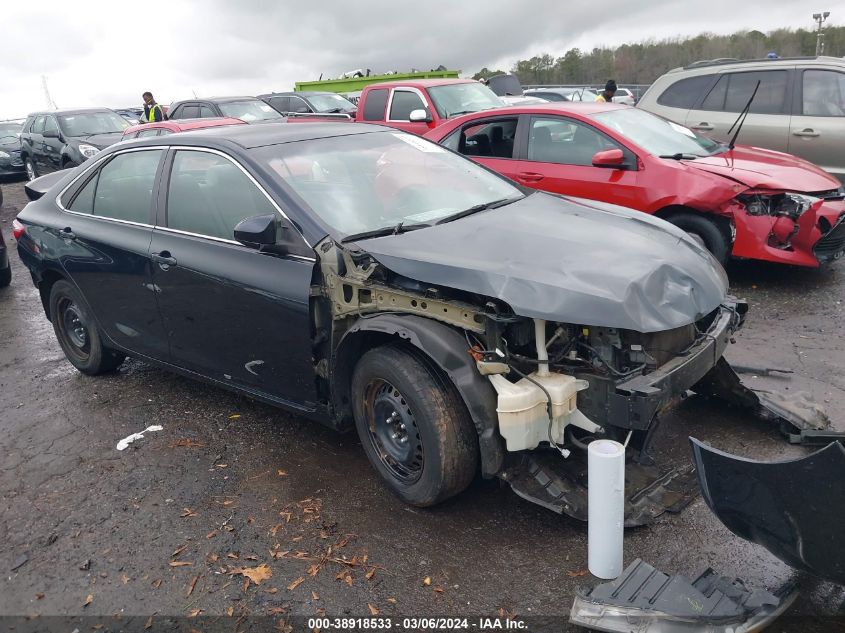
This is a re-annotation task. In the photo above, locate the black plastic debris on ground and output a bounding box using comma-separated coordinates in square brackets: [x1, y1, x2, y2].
[569, 558, 797, 632]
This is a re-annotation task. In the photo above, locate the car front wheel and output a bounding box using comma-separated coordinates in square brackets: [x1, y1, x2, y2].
[351, 345, 478, 507]
[666, 213, 730, 266]
[49, 280, 125, 375]
[25, 158, 37, 181]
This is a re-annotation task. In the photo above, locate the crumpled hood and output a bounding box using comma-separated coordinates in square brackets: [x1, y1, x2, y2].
[685, 145, 839, 192]
[74, 132, 124, 149]
[360, 193, 728, 333]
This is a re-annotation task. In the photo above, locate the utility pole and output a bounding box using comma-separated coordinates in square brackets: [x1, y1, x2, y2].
[41, 75, 58, 110]
[813, 11, 830, 56]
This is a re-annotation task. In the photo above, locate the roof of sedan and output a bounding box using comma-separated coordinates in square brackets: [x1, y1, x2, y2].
[152, 121, 387, 149]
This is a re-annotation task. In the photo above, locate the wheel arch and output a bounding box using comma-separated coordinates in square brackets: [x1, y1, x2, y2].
[332, 313, 505, 478]
[37, 268, 69, 319]
[654, 204, 733, 243]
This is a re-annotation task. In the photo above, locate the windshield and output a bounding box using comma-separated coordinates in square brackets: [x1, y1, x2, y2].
[253, 131, 522, 237]
[308, 93, 357, 113]
[427, 83, 504, 118]
[219, 100, 283, 122]
[0, 123, 21, 141]
[59, 112, 129, 136]
[592, 108, 724, 157]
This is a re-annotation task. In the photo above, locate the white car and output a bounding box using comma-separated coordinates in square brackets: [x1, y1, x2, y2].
[612, 88, 636, 105]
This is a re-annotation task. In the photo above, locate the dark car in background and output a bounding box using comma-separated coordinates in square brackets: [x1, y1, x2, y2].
[259, 91, 357, 117]
[168, 97, 284, 123]
[0, 120, 26, 178]
[20, 109, 129, 180]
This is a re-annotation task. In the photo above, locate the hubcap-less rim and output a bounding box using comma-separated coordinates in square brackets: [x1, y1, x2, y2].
[26, 161, 35, 181]
[57, 298, 91, 360]
[363, 380, 424, 483]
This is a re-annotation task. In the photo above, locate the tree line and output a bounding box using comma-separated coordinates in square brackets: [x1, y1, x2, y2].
[473, 25, 845, 86]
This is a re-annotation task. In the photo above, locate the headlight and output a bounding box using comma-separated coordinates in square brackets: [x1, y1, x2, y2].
[78, 144, 100, 159]
[0, 150, 9, 159]
[737, 192, 819, 219]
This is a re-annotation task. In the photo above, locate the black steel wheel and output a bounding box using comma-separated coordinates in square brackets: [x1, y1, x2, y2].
[351, 345, 478, 507]
[49, 280, 125, 375]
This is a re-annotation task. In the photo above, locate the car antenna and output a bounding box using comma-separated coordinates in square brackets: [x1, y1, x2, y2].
[727, 80, 760, 150]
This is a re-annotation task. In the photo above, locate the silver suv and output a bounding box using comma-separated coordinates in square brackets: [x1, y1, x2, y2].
[637, 56, 845, 181]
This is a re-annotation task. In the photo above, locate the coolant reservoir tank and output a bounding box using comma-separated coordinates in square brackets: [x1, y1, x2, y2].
[489, 372, 591, 451]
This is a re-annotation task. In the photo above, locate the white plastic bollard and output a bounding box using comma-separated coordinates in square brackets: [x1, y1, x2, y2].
[588, 439, 625, 579]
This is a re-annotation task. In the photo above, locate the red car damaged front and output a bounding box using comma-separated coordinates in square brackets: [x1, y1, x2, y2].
[689, 145, 845, 267]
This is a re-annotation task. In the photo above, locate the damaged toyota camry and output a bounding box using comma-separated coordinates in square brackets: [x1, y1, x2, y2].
[16, 123, 788, 524]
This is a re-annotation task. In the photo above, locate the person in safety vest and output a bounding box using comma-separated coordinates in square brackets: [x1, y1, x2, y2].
[142, 92, 164, 123]
[595, 80, 617, 103]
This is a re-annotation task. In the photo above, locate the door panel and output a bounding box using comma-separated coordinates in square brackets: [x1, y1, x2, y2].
[788, 69, 845, 180]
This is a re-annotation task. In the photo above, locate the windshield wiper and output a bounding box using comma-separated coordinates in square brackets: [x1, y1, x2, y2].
[659, 153, 702, 160]
[435, 197, 520, 225]
[341, 222, 431, 243]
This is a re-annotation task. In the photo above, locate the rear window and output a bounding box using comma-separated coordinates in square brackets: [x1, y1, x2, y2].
[363, 88, 389, 121]
[656, 75, 714, 109]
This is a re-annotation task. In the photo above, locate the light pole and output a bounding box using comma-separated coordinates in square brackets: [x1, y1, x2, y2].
[814, 11, 830, 56]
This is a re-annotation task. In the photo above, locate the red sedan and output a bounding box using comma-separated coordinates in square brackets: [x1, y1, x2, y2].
[424, 103, 845, 267]
[121, 117, 245, 140]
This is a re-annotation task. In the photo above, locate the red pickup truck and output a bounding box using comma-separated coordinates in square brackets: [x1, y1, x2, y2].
[293, 79, 505, 135]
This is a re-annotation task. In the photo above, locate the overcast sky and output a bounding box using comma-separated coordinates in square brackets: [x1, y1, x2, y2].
[1, 0, 842, 119]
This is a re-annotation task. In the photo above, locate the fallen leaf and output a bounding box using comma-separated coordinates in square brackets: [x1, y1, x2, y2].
[344, 575, 353, 587]
[222, 500, 236, 507]
[387, 597, 397, 604]
[422, 576, 432, 586]
[265, 587, 278, 594]
[180, 508, 197, 518]
[223, 525, 235, 532]
[206, 530, 218, 539]
[169, 561, 193, 567]
[247, 517, 256, 524]
[365, 568, 376, 580]
[567, 569, 589, 578]
[227, 552, 240, 560]
[240, 564, 273, 586]
[228, 414, 241, 419]
[245, 555, 258, 561]
[242, 577, 250, 593]
[226, 607, 234, 617]
[271, 550, 290, 559]
[152, 579, 162, 589]
[186, 575, 199, 597]
[35, 593, 45, 600]
[433, 586, 445, 594]
[172, 438, 204, 448]
[172, 544, 189, 557]
[293, 551, 311, 560]
[83, 594, 93, 608]
[188, 608, 202, 617]
[280, 512, 293, 522]
[121, 575, 130, 585]
[368, 604, 380, 616]
[311, 591, 320, 600]
[207, 553, 219, 563]
[277, 470, 288, 476]
[144, 616, 153, 630]
[315, 607, 327, 616]
[307, 564, 320, 577]
[287, 576, 305, 591]
[269, 524, 284, 537]
[93, 623, 104, 629]
[268, 607, 287, 615]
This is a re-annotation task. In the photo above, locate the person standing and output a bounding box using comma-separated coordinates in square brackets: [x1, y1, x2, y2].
[142, 92, 164, 123]
[595, 80, 618, 103]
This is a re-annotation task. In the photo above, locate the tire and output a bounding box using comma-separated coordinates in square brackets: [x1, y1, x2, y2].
[0, 264, 10, 288]
[49, 280, 125, 375]
[351, 345, 478, 507]
[24, 157, 38, 181]
[666, 213, 730, 266]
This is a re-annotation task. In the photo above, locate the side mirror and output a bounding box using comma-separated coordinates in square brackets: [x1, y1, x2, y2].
[592, 148, 626, 168]
[409, 108, 433, 123]
[43, 129, 59, 139]
[234, 214, 277, 246]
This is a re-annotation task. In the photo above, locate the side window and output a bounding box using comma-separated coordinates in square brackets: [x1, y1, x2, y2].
[137, 128, 160, 138]
[701, 71, 788, 114]
[528, 117, 618, 166]
[181, 105, 201, 119]
[363, 88, 389, 121]
[67, 173, 99, 214]
[656, 75, 714, 109]
[32, 116, 46, 134]
[389, 90, 426, 121]
[23, 116, 35, 133]
[166, 150, 277, 241]
[803, 70, 845, 116]
[451, 118, 518, 158]
[199, 105, 216, 118]
[269, 96, 290, 113]
[289, 97, 311, 113]
[169, 106, 183, 119]
[43, 116, 59, 135]
[92, 150, 162, 223]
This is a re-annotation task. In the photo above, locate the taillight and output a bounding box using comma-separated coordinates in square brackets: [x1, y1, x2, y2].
[12, 218, 25, 241]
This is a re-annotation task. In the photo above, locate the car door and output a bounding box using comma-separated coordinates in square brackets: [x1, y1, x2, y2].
[386, 88, 431, 134]
[55, 148, 169, 359]
[440, 115, 524, 181]
[684, 69, 792, 151]
[29, 116, 46, 172]
[148, 147, 317, 406]
[41, 115, 63, 173]
[788, 67, 845, 181]
[509, 115, 644, 208]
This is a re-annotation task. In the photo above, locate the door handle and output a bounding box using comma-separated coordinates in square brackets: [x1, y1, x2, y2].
[793, 129, 820, 138]
[60, 227, 76, 240]
[691, 123, 714, 131]
[151, 251, 177, 268]
[518, 172, 545, 182]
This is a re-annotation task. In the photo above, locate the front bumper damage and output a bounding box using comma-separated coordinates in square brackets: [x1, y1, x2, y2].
[691, 438, 845, 586]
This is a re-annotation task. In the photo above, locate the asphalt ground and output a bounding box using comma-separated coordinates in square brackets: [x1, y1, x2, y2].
[1, 178, 844, 632]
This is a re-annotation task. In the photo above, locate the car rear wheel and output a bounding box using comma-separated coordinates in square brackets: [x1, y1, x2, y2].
[351, 345, 478, 507]
[25, 158, 37, 181]
[49, 280, 125, 375]
[666, 213, 730, 266]
[0, 265, 10, 288]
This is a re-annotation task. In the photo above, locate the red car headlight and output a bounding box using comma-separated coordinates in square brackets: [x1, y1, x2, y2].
[736, 192, 820, 219]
